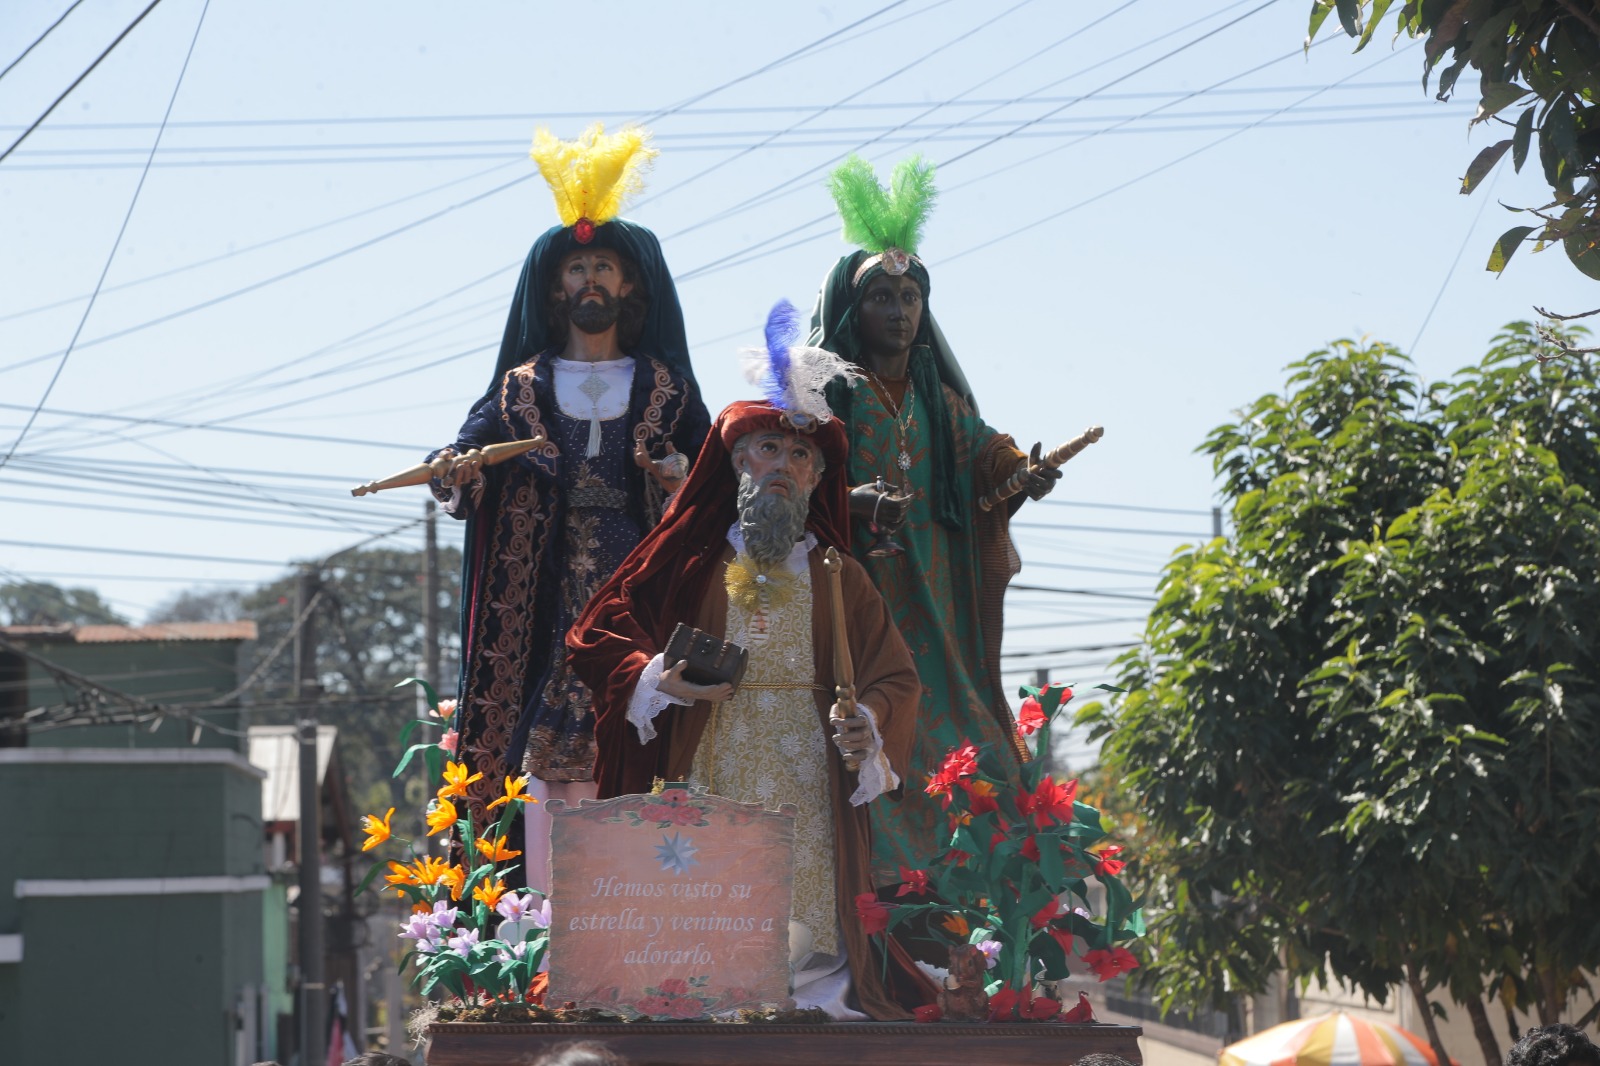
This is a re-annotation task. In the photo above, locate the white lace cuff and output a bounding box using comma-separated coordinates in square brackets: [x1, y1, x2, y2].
[848, 700, 901, 806]
[627, 653, 691, 744]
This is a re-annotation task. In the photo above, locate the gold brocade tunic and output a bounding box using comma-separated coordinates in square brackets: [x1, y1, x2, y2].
[687, 557, 838, 957]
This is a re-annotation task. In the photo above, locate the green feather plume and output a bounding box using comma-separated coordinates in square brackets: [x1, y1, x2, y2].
[827, 154, 937, 255]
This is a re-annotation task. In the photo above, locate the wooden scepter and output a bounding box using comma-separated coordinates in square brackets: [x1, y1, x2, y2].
[349, 435, 547, 497]
[821, 547, 863, 772]
[976, 424, 1104, 512]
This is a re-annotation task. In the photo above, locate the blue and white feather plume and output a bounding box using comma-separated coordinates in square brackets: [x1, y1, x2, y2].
[742, 299, 861, 428]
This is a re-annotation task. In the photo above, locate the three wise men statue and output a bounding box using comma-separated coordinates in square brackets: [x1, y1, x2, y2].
[568, 308, 935, 1019]
[423, 124, 710, 893]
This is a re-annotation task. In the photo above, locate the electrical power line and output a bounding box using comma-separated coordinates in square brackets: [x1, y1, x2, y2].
[0, 0, 209, 475]
[0, 0, 162, 164]
[0, 0, 86, 83]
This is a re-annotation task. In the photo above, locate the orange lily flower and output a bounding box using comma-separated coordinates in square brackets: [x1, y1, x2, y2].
[438, 761, 483, 800]
[406, 856, 452, 890]
[425, 798, 458, 836]
[384, 861, 418, 888]
[472, 877, 509, 910]
[476, 834, 522, 862]
[440, 864, 467, 901]
[940, 913, 971, 938]
[487, 774, 537, 811]
[360, 807, 394, 852]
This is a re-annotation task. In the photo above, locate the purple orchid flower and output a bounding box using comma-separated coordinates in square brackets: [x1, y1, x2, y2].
[447, 928, 480, 958]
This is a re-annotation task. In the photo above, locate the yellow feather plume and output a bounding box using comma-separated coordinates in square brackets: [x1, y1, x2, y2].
[528, 123, 657, 227]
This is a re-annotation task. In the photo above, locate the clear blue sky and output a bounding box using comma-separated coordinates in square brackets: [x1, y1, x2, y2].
[2, 0, 1593, 764]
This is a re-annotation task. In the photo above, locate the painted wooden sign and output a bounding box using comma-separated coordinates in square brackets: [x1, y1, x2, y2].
[547, 789, 796, 1019]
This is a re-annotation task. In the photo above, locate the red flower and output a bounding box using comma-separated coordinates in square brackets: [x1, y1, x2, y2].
[896, 866, 930, 897]
[1093, 844, 1127, 877]
[925, 744, 980, 808]
[1062, 991, 1095, 1023]
[1018, 695, 1047, 736]
[658, 788, 691, 805]
[1047, 684, 1075, 703]
[668, 995, 704, 1019]
[989, 830, 1008, 853]
[988, 987, 1023, 1022]
[1031, 897, 1064, 929]
[961, 777, 1001, 814]
[636, 995, 672, 1015]
[1018, 777, 1079, 828]
[913, 1004, 943, 1023]
[855, 892, 892, 935]
[1082, 946, 1140, 981]
[1022, 995, 1061, 1021]
[1020, 835, 1041, 862]
[944, 848, 973, 867]
[658, 978, 689, 995]
[1047, 924, 1076, 956]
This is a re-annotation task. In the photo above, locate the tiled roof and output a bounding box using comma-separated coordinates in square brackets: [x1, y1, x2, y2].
[0, 621, 258, 643]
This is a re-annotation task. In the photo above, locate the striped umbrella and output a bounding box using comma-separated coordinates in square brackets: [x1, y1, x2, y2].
[1220, 1011, 1457, 1066]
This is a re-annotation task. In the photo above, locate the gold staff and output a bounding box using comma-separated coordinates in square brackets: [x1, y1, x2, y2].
[349, 435, 548, 497]
[976, 425, 1104, 513]
[822, 547, 864, 772]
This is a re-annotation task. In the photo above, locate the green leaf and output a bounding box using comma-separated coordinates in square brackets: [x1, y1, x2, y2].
[1460, 139, 1511, 194]
[1355, 0, 1393, 50]
[1306, 2, 1335, 51]
[1511, 106, 1535, 171]
[1545, 96, 1578, 168]
[1487, 225, 1536, 273]
[1334, 0, 1361, 37]
[1038, 834, 1065, 887]
[392, 741, 434, 779]
[1473, 83, 1531, 125]
[396, 675, 439, 711]
[1562, 231, 1600, 280]
[354, 859, 386, 898]
[1032, 926, 1072, 980]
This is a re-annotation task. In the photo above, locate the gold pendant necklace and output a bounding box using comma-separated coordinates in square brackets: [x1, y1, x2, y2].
[865, 371, 916, 474]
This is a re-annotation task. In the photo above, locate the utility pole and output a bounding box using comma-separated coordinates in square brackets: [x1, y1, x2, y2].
[423, 500, 440, 692]
[294, 565, 326, 1066]
[1212, 505, 1224, 539]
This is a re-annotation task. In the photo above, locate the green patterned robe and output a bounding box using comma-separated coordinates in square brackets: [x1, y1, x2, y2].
[845, 374, 1028, 884]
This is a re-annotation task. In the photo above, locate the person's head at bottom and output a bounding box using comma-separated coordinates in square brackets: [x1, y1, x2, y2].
[1508, 1025, 1600, 1066]
[532, 1041, 631, 1066]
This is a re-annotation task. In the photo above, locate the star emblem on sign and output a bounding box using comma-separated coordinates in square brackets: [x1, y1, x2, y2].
[653, 831, 700, 876]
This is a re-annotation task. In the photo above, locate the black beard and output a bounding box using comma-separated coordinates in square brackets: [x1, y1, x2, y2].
[566, 288, 621, 334]
[737, 472, 811, 568]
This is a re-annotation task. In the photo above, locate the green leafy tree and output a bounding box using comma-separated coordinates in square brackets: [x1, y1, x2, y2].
[0, 580, 126, 626]
[147, 587, 245, 623]
[1091, 323, 1600, 1066]
[1310, 1, 1600, 282]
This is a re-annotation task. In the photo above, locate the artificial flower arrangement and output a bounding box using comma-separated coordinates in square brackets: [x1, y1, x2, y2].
[355, 678, 550, 1007]
[857, 682, 1144, 1022]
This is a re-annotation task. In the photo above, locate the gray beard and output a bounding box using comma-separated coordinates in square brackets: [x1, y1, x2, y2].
[737, 471, 811, 568]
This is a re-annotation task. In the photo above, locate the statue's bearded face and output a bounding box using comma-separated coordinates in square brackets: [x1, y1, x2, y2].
[733, 430, 823, 567]
[554, 248, 633, 335]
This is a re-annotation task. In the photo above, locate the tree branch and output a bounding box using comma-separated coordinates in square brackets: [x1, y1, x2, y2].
[1555, 0, 1600, 42]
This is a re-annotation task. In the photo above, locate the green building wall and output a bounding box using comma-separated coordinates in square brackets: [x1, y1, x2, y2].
[0, 749, 267, 1065]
